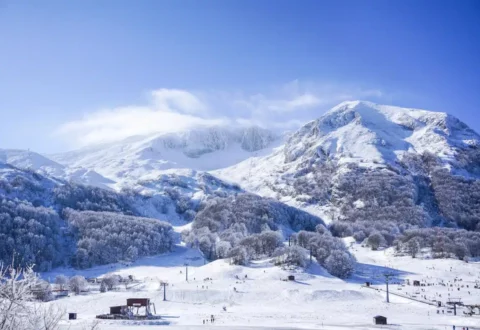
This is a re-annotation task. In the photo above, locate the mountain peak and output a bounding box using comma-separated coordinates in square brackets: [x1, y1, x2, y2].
[282, 101, 479, 165]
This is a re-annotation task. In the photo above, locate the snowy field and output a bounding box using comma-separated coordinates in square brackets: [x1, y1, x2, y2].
[41, 241, 480, 330]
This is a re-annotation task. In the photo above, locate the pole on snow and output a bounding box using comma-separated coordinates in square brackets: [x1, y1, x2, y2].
[160, 282, 168, 301]
[184, 263, 189, 281]
[383, 273, 394, 303]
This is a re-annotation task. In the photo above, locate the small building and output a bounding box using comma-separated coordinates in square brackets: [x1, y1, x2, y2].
[373, 315, 387, 325]
[413, 280, 421, 287]
[365, 281, 371, 287]
[68, 313, 77, 320]
[287, 275, 295, 281]
[110, 306, 128, 315]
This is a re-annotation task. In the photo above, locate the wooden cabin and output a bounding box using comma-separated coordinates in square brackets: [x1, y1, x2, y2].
[373, 315, 387, 325]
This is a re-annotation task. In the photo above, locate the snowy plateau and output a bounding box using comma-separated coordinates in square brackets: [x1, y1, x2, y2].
[1, 101, 480, 330]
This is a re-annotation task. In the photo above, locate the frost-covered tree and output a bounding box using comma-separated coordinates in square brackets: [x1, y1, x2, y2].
[274, 246, 307, 267]
[69, 275, 87, 295]
[66, 209, 174, 268]
[324, 250, 355, 279]
[54, 275, 68, 290]
[0, 199, 62, 271]
[229, 246, 249, 265]
[100, 281, 107, 293]
[395, 228, 480, 260]
[125, 246, 139, 262]
[366, 231, 385, 251]
[407, 237, 422, 258]
[102, 274, 119, 291]
[215, 241, 232, 259]
[0, 264, 39, 330]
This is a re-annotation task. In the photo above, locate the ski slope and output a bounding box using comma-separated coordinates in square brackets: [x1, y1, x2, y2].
[41, 241, 480, 330]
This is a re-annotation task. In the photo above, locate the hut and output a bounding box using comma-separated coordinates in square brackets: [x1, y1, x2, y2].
[413, 280, 421, 287]
[110, 306, 128, 315]
[68, 313, 77, 320]
[365, 282, 371, 287]
[373, 315, 387, 325]
[287, 275, 295, 281]
[97, 298, 158, 320]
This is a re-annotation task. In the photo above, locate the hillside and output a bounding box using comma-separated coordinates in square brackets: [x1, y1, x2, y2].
[215, 101, 480, 230]
[0, 149, 114, 189]
[0, 163, 323, 271]
[50, 126, 279, 183]
[1, 100, 480, 271]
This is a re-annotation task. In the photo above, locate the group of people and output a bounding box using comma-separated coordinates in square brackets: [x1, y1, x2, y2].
[203, 315, 216, 324]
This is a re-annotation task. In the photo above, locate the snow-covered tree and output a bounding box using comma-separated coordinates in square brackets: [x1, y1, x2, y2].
[275, 246, 307, 267]
[54, 274, 68, 290]
[407, 237, 422, 258]
[215, 241, 232, 259]
[100, 281, 107, 293]
[102, 274, 119, 291]
[69, 275, 87, 295]
[0, 263, 39, 330]
[125, 246, 139, 262]
[367, 231, 385, 250]
[324, 250, 355, 279]
[229, 246, 249, 265]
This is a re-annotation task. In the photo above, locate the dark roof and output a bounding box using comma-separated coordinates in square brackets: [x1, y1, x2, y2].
[374, 315, 386, 319]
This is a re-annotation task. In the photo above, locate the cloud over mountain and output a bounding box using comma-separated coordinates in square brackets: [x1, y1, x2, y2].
[56, 81, 385, 147]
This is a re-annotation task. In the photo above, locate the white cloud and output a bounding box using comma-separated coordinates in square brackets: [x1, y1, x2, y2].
[151, 88, 207, 115]
[56, 91, 228, 147]
[56, 81, 387, 148]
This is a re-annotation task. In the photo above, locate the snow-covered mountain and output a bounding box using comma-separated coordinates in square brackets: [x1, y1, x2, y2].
[282, 100, 478, 165]
[51, 125, 279, 183]
[214, 101, 480, 223]
[0, 149, 114, 189]
[3, 101, 479, 229]
[2, 100, 480, 276]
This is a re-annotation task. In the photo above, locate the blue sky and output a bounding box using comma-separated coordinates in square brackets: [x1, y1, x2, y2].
[1, 0, 479, 152]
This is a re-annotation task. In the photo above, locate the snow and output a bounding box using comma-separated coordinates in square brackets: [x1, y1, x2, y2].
[3, 101, 480, 328]
[41, 243, 480, 330]
[0, 148, 113, 189]
[213, 101, 480, 218]
[49, 126, 280, 184]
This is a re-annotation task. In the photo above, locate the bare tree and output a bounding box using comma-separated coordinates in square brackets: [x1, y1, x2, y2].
[82, 319, 102, 330]
[26, 304, 64, 330]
